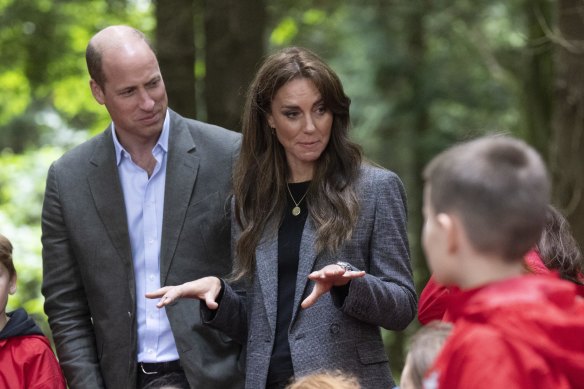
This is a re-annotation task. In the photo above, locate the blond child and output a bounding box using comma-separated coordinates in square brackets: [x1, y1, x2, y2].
[400, 321, 452, 389]
[285, 370, 361, 389]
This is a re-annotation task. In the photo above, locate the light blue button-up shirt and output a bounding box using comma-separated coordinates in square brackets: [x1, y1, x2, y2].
[112, 110, 179, 363]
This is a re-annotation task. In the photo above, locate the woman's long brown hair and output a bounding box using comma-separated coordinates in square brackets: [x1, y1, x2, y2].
[232, 47, 362, 280]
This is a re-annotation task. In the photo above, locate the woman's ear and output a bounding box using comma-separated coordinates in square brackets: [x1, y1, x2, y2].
[266, 115, 275, 129]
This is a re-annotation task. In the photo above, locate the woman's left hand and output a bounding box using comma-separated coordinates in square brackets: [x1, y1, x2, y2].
[301, 264, 365, 308]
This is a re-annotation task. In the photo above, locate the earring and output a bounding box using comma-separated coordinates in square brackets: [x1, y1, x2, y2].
[271, 127, 276, 135]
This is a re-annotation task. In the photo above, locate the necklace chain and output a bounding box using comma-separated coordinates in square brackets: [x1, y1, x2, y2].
[286, 183, 309, 216]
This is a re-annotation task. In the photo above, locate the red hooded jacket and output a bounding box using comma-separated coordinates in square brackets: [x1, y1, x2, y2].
[417, 250, 577, 324]
[425, 275, 584, 389]
[0, 309, 66, 389]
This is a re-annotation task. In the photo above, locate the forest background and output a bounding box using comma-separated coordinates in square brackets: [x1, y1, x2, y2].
[1, 0, 583, 378]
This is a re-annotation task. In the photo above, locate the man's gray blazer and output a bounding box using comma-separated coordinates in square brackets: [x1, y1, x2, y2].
[205, 164, 417, 389]
[41, 109, 244, 388]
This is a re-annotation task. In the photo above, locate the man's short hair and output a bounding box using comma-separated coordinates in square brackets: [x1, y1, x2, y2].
[423, 134, 550, 260]
[85, 27, 154, 89]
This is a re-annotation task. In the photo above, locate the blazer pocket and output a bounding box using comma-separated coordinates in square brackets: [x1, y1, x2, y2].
[186, 191, 229, 235]
[356, 340, 389, 365]
[188, 190, 221, 209]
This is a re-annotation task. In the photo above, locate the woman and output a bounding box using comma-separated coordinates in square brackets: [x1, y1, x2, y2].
[147, 47, 416, 389]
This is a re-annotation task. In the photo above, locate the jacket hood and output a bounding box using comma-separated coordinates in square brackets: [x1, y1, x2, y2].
[0, 308, 44, 339]
[450, 275, 584, 385]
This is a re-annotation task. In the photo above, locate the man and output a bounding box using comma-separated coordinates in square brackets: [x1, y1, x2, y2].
[41, 25, 244, 389]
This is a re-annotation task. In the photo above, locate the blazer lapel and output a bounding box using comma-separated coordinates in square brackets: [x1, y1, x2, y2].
[160, 112, 200, 283]
[87, 129, 134, 287]
[291, 219, 319, 323]
[255, 225, 279, 336]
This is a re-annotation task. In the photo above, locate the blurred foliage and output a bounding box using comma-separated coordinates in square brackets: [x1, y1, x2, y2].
[0, 0, 150, 343]
[1, 146, 65, 337]
[0, 0, 564, 379]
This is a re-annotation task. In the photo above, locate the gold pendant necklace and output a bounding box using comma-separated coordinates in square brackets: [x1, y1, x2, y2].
[286, 183, 309, 216]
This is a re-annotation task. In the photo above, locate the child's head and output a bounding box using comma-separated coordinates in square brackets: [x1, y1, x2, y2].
[401, 321, 453, 389]
[0, 233, 17, 314]
[285, 370, 361, 389]
[537, 205, 583, 284]
[422, 135, 550, 280]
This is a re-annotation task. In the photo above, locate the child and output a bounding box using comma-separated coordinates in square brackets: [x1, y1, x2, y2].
[421, 135, 584, 388]
[538, 204, 584, 289]
[418, 204, 584, 324]
[285, 370, 362, 389]
[0, 233, 66, 388]
[400, 321, 452, 389]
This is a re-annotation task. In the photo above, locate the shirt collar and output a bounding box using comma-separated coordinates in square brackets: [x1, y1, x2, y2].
[112, 110, 170, 165]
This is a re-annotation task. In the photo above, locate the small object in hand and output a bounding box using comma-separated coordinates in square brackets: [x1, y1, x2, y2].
[336, 261, 354, 272]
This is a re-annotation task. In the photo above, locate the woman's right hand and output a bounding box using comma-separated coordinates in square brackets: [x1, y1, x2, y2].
[145, 276, 223, 310]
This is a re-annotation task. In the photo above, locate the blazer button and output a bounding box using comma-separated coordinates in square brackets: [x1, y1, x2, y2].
[330, 323, 340, 334]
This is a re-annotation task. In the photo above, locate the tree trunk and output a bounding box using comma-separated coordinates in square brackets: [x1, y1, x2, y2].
[551, 0, 584, 249]
[522, 0, 553, 159]
[375, 0, 431, 376]
[155, 0, 197, 118]
[203, 0, 266, 132]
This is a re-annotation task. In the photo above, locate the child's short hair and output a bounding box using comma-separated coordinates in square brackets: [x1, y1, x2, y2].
[423, 135, 550, 259]
[0, 233, 16, 277]
[405, 321, 453, 389]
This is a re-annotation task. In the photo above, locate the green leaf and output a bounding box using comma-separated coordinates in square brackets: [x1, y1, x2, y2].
[270, 17, 298, 46]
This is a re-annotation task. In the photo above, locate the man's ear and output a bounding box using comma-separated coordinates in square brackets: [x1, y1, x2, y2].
[437, 213, 458, 254]
[90, 79, 105, 105]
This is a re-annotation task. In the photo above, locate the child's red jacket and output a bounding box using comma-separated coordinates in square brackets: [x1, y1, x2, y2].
[0, 309, 66, 389]
[425, 275, 584, 389]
